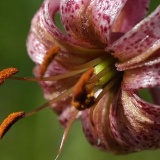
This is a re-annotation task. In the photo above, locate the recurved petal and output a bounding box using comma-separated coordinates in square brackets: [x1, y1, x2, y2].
[60, 0, 128, 46]
[112, 0, 150, 34]
[122, 62, 160, 90]
[27, 32, 49, 64]
[60, 0, 92, 43]
[81, 93, 111, 151]
[112, 90, 160, 151]
[81, 90, 128, 153]
[91, 0, 128, 44]
[81, 109, 105, 150]
[116, 45, 160, 71]
[110, 5, 160, 68]
[82, 88, 160, 153]
[43, 0, 92, 48]
[26, 4, 55, 64]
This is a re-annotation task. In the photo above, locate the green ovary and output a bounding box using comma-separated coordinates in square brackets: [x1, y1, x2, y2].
[94, 58, 117, 86]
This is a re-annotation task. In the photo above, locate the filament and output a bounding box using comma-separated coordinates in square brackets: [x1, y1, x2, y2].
[65, 57, 105, 70]
[24, 88, 73, 118]
[9, 69, 87, 82]
[55, 110, 79, 160]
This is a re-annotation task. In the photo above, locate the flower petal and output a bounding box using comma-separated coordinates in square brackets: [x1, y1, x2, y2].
[60, 0, 128, 46]
[82, 88, 160, 153]
[60, 0, 96, 45]
[112, 0, 150, 33]
[91, 0, 127, 44]
[122, 63, 160, 90]
[116, 47, 160, 71]
[82, 91, 128, 153]
[43, 0, 95, 48]
[110, 5, 160, 67]
[112, 90, 160, 151]
[27, 32, 49, 64]
[26, 5, 55, 64]
[81, 109, 106, 150]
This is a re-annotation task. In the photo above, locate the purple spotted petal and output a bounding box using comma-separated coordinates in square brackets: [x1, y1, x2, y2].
[82, 90, 160, 153]
[43, 0, 95, 48]
[81, 92, 120, 152]
[42, 0, 66, 42]
[114, 91, 160, 151]
[110, 5, 160, 69]
[112, 0, 150, 33]
[61, 0, 128, 46]
[27, 33, 49, 64]
[26, 5, 55, 64]
[60, 0, 94, 44]
[122, 63, 160, 90]
[91, 0, 127, 44]
[81, 109, 106, 150]
[116, 46, 160, 71]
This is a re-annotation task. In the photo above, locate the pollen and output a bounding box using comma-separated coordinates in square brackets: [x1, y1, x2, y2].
[0, 111, 25, 139]
[39, 46, 60, 78]
[0, 67, 19, 85]
[72, 67, 95, 110]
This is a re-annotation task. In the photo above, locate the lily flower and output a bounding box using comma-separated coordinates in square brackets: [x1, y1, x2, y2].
[1, 0, 160, 158]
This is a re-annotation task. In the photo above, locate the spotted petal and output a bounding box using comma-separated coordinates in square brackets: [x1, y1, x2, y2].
[61, 0, 128, 46]
[112, 90, 160, 151]
[110, 5, 160, 70]
[112, 0, 150, 33]
[61, 0, 149, 46]
[122, 62, 160, 90]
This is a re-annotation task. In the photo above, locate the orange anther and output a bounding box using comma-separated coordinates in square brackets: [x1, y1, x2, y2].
[39, 46, 60, 78]
[72, 67, 95, 110]
[0, 67, 18, 85]
[0, 111, 25, 139]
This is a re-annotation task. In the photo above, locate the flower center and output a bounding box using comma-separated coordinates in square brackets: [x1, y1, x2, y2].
[71, 53, 121, 110]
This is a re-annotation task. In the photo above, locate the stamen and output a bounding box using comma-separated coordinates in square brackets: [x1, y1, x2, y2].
[39, 46, 60, 78]
[64, 57, 105, 71]
[0, 67, 18, 85]
[55, 110, 79, 160]
[0, 111, 25, 139]
[0, 87, 72, 140]
[10, 69, 87, 82]
[24, 87, 72, 118]
[72, 68, 95, 110]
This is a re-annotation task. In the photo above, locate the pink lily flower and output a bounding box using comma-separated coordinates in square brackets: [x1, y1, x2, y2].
[0, 0, 160, 157]
[26, 0, 160, 154]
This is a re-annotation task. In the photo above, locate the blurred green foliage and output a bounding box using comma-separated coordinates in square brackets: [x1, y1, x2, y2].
[0, 1, 160, 160]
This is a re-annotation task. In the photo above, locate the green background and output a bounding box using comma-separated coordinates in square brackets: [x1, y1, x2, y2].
[0, 1, 159, 160]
